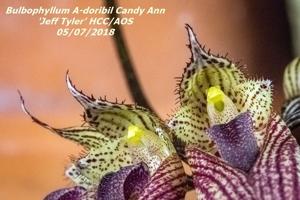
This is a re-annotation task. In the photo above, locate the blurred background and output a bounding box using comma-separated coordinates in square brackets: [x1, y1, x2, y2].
[0, 0, 296, 199]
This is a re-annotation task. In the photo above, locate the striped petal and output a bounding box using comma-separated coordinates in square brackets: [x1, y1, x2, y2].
[20, 94, 132, 188]
[97, 163, 150, 200]
[232, 80, 272, 147]
[283, 57, 300, 100]
[282, 58, 300, 132]
[177, 25, 246, 107]
[64, 135, 132, 189]
[66, 73, 176, 169]
[138, 154, 188, 200]
[44, 186, 87, 200]
[249, 115, 300, 199]
[66, 73, 171, 142]
[186, 147, 256, 200]
[208, 112, 259, 172]
[169, 25, 246, 156]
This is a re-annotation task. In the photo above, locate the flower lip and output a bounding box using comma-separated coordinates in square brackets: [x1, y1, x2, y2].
[44, 186, 87, 200]
[208, 112, 259, 172]
[97, 163, 150, 200]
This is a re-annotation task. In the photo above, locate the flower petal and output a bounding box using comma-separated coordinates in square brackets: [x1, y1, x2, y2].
[20, 94, 133, 188]
[186, 147, 256, 200]
[283, 57, 300, 100]
[168, 106, 212, 158]
[20, 91, 177, 187]
[125, 125, 175, 174]
[97, 163, 150, 200]
[138, 154, 188, 200]
[207, 112, 259, 171]
[44, 186, 87, 200]
[178, 25, 246, 107]
[66, 73, 170, 141]
[232, 80, 272, 147]
[282, 58, 300, 131]
[64, 135, 133, 188]
[249, 115, 300, 199]
[168, 25, 246, 156]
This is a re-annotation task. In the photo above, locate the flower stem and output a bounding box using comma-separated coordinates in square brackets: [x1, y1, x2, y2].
[103, 0, 155, 113]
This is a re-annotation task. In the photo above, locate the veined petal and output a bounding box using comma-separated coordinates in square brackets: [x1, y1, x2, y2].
[282, 58, 300, 132]
[168, 107, 213, 158]
[97, 163, 150, 200]
[232, 80, 272, 147]
[283, 57, 300, 100]
[249, 115, 300, 199]
[125, 125, 175, 174]
[169, 25, 246, 156]
[20, 94, 133, 188]
[66, 73, 170, 142]
[138, 154, 188, 200]
[186, 147, 256, 200]
[44, 186, 87, 200]
[178, 25, 246, 107]
[207, 112, 259, 172]
[64, 136, 132, 189]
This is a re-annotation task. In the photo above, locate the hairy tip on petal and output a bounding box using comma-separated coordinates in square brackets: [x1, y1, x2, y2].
[208, 112, 259, 172]
[19, 91, 107, 149]
[18, 91, 60, 133]
[66, 71, 104, 109]
[97, 163, 150, 200]
[185, 24, 203, 62]
[66, 71, 171, 143]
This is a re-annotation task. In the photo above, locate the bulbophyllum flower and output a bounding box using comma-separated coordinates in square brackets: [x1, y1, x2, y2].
[20, 74, 187, 199]
[20, 24, 300, 200]
[168, 25, 272, 157]
[43, 155, 186, 200]
[186, 89, 300, 199]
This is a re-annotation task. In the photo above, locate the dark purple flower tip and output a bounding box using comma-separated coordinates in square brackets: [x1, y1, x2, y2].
[44, 186, 87, 200]
[97, 163, 150, 200]
[208, 112, 259, 171]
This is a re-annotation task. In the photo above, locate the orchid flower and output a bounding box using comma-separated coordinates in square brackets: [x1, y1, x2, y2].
[20, 25, 300, 200]
[168, 25, 272, 158]
[170, 26, 300, 199]
[20, 72, 187, 199]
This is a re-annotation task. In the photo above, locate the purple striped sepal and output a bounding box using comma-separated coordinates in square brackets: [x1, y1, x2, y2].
[97, 154, 187, 200]
[186, 115, 300, 199]
[44, 186, 87, 200]
[138, 154, 187, 200]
